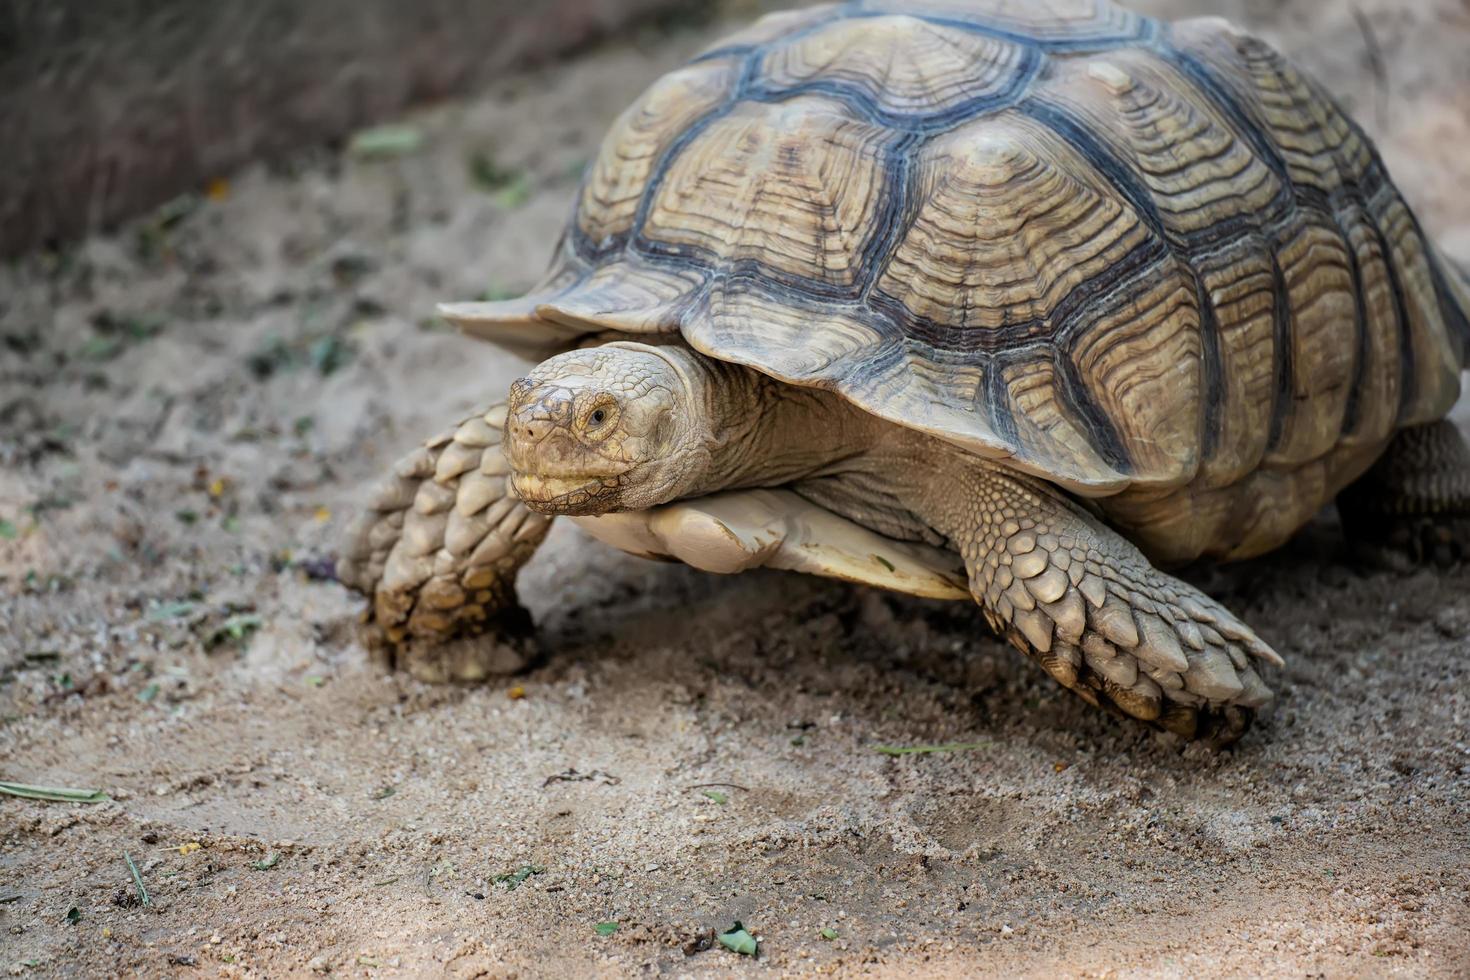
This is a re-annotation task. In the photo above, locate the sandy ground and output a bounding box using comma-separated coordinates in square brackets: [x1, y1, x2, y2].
[3, 1, 1470, 976]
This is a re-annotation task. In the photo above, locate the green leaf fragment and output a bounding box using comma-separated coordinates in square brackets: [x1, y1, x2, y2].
[124, 850, 150, 907]
[819, 928, 838, 941]
[873, 741, 990, 757]
[0, 782, 110, 804]
[252, 852, 280, 871]
[77, 336, 124, 361]
[208, 614, 262, 648]
[594, 921, 619, 937]
[121, 314, 165, 341]
[872, 554, 896, 572]
[493, 864, 544, 890]
[717, 922, 758, 957]
[370, 785, 395, 800]
[349, 124, 424, 158]
[138, 683, 160, 703]
[701, 790, 728, 805]
[147, 600, 198, 622]
[309, 335, 353, 376]
[467, 151, 521, 193]
[0, 519, 17, 540]
[65, 906, 81, 925]
[493, 174, 534, 209]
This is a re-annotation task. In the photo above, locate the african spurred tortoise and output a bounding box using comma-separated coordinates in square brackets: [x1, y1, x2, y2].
[340, 0, 1470, 744]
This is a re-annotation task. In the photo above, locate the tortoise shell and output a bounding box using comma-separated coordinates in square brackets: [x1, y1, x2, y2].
[447, 0, 1470, 516]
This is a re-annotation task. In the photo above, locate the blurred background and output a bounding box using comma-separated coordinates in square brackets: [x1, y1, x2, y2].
[3, 1, 1468, 976]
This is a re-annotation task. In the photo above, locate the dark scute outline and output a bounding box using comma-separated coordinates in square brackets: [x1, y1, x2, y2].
[867, 237, 1171, 354]
[1194, 277, 1225, 461]
[741, 43, 1044, 134]
[1265, 254, 1294, 455]
[1052, 346, 1135, 472]
[1337, 213, 1373, 439]
[572, 51, 764, 264]
[631, 119, 923, 304]
[1013, 97, 1168, 241]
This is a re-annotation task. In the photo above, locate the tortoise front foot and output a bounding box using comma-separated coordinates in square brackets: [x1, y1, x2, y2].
[337, 404, 552, 681]
[1339, 420, 1470, 570]
[957, 471, 1281, 747]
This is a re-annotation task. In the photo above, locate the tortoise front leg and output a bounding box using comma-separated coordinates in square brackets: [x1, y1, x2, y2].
[933, 467, 1281, 746]
[337, 404, 552, 682]
[1338, 419, 1470, 568]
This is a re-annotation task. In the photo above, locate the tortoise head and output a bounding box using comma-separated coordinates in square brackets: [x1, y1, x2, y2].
[506, 342, 713, 516]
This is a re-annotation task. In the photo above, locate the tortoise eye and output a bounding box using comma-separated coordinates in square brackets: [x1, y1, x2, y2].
[590, 409, 607, 426]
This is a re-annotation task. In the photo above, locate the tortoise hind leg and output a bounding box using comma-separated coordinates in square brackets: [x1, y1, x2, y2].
[1338, 419, 1470, 568]
[931, 466, 1281, 746]
[337, 403, 553, 682]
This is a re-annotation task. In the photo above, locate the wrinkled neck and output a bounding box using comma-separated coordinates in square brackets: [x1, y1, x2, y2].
[663, 346, 878, 496]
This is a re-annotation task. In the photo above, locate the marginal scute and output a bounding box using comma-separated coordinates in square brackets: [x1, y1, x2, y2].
[1263, 213, 1358, 466]
[686, 279, 887, 383]
[1065, 272, 1202, 481]
[1372, 194, 1464, 425]
[1193, 241, 1277, 487]
[997, 353, 1126, 486]
[1336, 205, 1402, 447]
[536, 258, 706, 335]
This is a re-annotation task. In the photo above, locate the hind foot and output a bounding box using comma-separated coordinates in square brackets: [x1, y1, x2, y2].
[1340, 420, 1470, 570]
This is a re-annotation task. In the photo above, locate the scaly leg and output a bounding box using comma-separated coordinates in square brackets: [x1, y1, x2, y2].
[1338, 420, 1470, 568]
[929, 466, 1281, 746]
[337, 404, 553, 682]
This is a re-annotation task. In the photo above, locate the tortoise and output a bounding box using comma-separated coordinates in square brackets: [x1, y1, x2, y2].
[339, 0, 1470, 744]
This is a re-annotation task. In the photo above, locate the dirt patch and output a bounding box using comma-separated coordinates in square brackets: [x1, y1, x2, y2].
[3, 2, 1468, 976]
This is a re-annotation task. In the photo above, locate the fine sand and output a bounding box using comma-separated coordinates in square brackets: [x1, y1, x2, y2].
[3, 1, 1468, 976]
